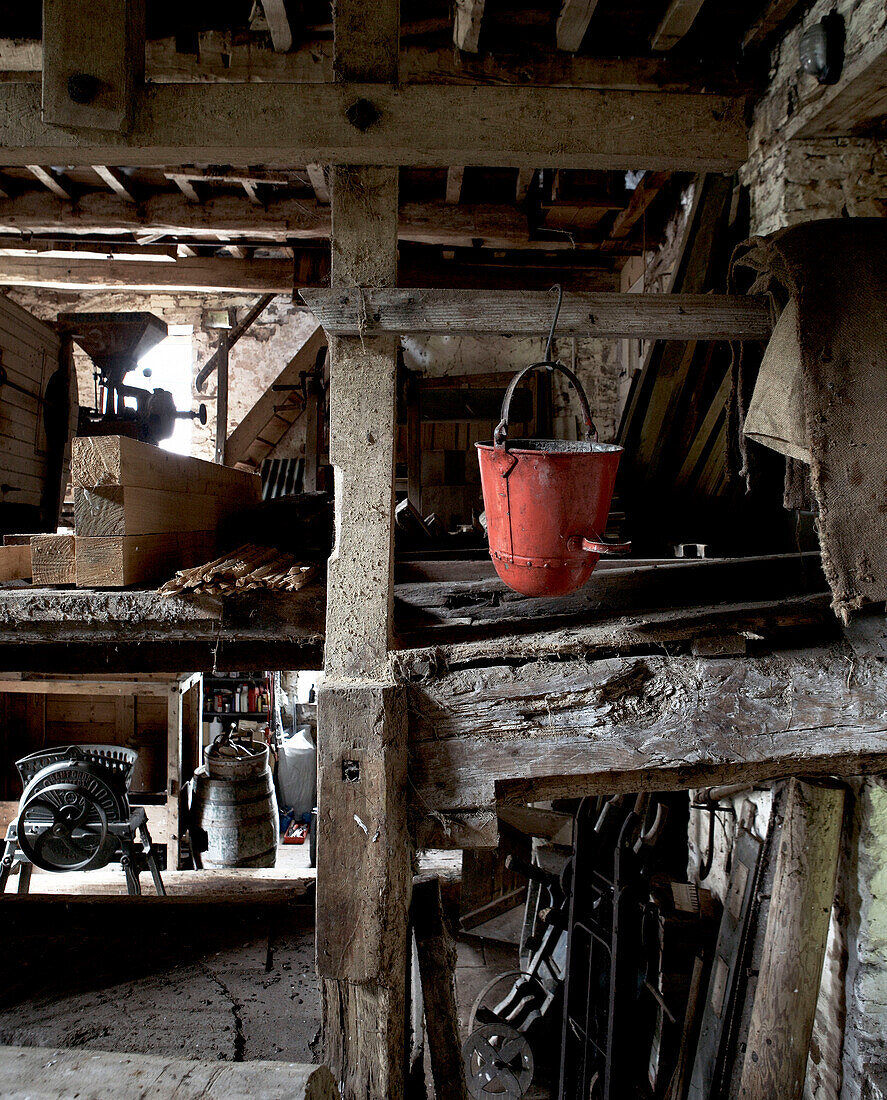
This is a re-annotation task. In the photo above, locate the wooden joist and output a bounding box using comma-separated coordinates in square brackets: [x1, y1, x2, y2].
[0, 82, 748, 171]
[300, 288, 772, 340]
[406, 627, 887, 847]
[454, 0, 485, 53]
[556, 0, 602, 52]
[650, 0, 708, 51]
[3, 37, 758, 95]
[29, 533, 75, 585]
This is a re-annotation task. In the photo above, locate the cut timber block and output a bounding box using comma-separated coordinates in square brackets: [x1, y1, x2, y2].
[74, 484, 258, 538]
[71, 435, 262, 497]
[30, 534, 76, 585]
[0, 545, 31, 582]
[75, 532, 217, 588]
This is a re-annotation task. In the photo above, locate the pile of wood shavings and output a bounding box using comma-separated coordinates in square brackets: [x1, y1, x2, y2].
[159, 543, 317, 597]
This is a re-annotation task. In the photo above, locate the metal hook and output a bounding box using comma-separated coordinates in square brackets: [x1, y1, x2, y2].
[544, 283, 563, 362]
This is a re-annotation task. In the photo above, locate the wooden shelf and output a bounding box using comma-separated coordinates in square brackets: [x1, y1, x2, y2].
[0, 585, 324, 673]
[203, 711, 269, 720]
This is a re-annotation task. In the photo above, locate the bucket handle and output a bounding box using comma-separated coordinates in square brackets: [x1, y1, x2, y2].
[494, 360, 598, 447]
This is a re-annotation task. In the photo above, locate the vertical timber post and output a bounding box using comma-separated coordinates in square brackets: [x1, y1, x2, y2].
[317, 1, 406, 1097]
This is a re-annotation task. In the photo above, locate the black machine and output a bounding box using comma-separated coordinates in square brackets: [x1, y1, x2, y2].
[59, 311, 206, 445]
[0, 744, 165, 896]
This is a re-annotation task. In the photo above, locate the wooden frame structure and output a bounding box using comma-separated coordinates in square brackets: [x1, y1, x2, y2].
[0, 1, 885, 1096]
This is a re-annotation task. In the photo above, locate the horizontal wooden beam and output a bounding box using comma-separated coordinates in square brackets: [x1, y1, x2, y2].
[299, 288, 772, 339]
[0, 191, 604, 252]
[407, 626, 887, 844]
[0, 253, 618, 293]
[0, 255, 296, 292]
[0, 37, 758, 95]
[0, 81, 747, 171]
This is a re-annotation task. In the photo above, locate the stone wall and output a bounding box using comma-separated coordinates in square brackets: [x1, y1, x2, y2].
[741, 0, 887, 236]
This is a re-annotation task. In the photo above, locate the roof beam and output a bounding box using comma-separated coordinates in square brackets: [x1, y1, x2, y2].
[165, 173, 202, 203]
[454, 0, 486, 53]
[651, 0, 708, 52]
[556, 0, 602, 53]
[26, 165, 72, 200]
[0, 82, 748, 172]
[2, 38, 759, 95]
[300, 288, 773, 339]
[259, 0, 293, 52]
[0, 252, 619, 294]
[604, 170, 669, 242]
[743, 0, 808, 50]
[445, 167, 465, 205]
[305, 164, 330, 204]
[91, 165, 136, 203]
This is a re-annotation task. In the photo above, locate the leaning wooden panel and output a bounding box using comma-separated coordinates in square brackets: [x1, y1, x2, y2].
[406, 637, 887, 837]
[300, 288, 773, 340]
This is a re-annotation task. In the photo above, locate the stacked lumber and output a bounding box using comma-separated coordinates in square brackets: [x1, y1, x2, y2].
[71, 436, 262, 588]
[30, 533, 75, 585]
[159, 543, 317, 596]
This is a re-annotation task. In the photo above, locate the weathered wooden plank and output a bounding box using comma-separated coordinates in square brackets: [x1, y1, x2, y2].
[300, 288, 771, 339]
[738, 779, 844, 1100]
[3, 37, 759, 95]
[406, 638, 887, 831]
[0, 82, 748, 171]
[0, 1047, 339, 1100]
[29, 533, 75, 585]
[395, 553, 827, 638]
[412, 875, 471, 1100]
[72, 435, 262, 495]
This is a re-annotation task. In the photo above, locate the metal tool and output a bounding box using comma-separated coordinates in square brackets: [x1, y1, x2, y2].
[59, 312, 206, 445]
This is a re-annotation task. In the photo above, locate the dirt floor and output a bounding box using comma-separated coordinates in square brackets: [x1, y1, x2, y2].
[0, 921, 321, 1065]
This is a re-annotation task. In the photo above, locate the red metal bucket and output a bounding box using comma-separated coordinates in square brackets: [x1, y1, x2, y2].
[476, 361, 629, 598]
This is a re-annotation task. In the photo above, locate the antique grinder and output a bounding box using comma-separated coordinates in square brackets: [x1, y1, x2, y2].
[60, 311, 206, 445]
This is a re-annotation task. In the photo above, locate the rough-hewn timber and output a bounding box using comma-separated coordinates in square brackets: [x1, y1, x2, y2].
[0, 82, 747, 171]
[406, 622, 887, 848]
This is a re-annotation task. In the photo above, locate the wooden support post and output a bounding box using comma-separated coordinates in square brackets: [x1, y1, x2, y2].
[412, 875, 471, 1100]
[166, 682, 183, 870]
[317, 0, 408, 1096]
[738, 779, 845, 1100]
[214, 330, 229, 465]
